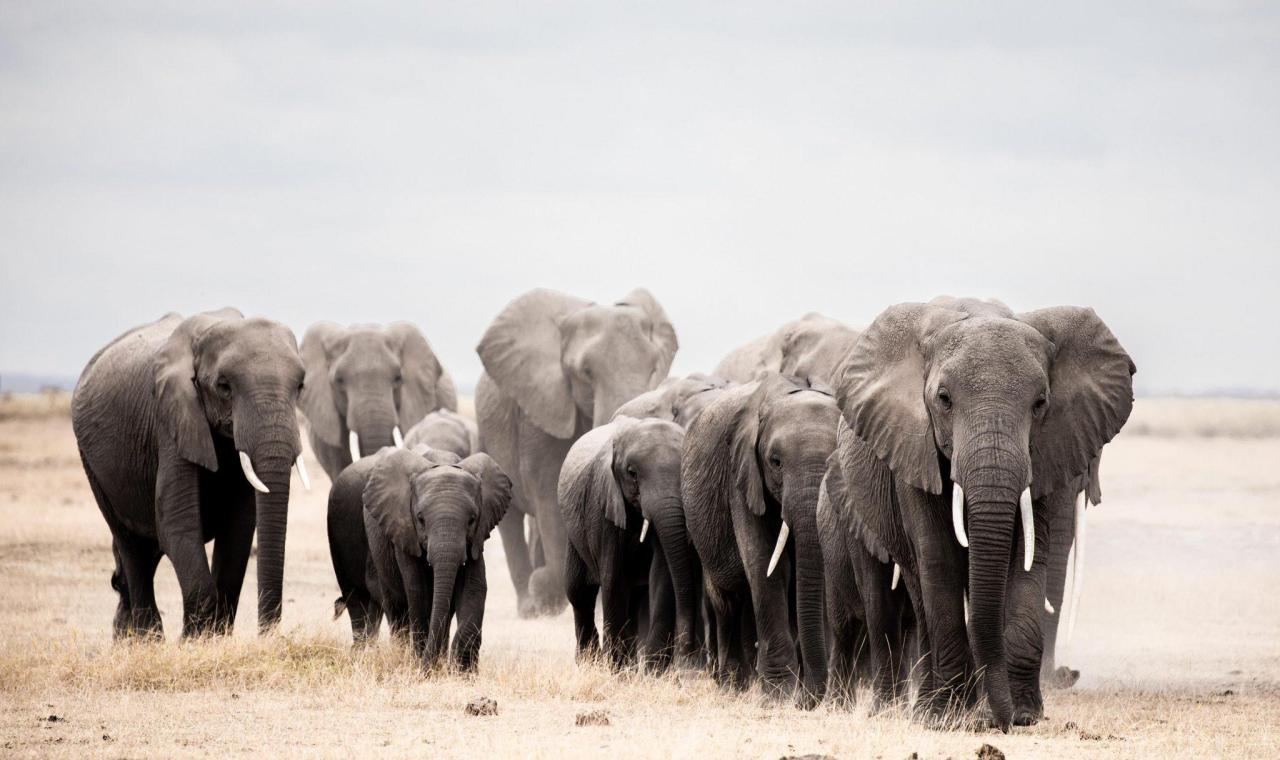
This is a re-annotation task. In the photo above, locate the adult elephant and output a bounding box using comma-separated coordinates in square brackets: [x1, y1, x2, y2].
[682, 374, 838, 708]
[298, 322, 457, 481]
[830, 296, 1134, 730]
[714, 313, 859, 385]
[612, 373, 731, 428]
[1040, 455, 1101, 689]
[72, 309, 307, 638]
[404, 409, 479, 459]
[475, 288, 678, 617]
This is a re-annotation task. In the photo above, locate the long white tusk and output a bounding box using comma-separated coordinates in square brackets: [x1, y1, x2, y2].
[238, 451, 270, 493]
[349, 431, 361, 463]
[766, 522, 790, 577]
[1044, 598, 1055, 615]
[392, 426, 405, 449]
[294, 455, 311, 491]
[639, 518, 650, 543]
[963, 592, 969, 624]
[951, 481, 968, 548]
[1020, 487, 1035, 571]
[891, 563, 901, 591]
[1066, 491, 1087, 647]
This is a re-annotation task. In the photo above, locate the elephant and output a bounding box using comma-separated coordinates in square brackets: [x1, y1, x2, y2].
[559, 416, 694, 670]
[72, 308, 306, 638]
[475, 287, 678, 617]
[714, 313, 860, 385]
[612, 373, 732, 428]
[298, 322, 457, 482]
[328, 446, 510, 669]
[1039, 455, 1100, 689]
[829, 295, 1134, 730]
[404, 409, 479, 459]
[682, 373, 839, 708]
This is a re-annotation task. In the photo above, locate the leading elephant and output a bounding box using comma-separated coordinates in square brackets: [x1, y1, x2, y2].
[830, 296, 1135, 730]
[475, 288, 678, 616]
[298, 322, 457, 482]
[72, 309, 307, 638]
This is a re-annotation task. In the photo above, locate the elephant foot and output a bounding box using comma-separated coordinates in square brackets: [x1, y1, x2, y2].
[520, 568, 568, 617]
[1043, 665, 1081, 689]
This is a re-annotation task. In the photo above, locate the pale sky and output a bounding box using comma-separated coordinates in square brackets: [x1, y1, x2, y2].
[2, 2, 1277, 394]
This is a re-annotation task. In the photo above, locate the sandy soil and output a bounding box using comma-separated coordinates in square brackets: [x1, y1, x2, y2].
[1, 400, 1278, 758]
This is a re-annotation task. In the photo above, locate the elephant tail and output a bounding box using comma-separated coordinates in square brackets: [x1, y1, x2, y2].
[333, 596, 348, 621]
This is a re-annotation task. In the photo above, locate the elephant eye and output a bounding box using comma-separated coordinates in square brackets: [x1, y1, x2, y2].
[769, 455, 782, 469]
[626, 465, 637, 479]
[1034, 393, 1049, 414]
[393, 373, 403, 386]
[937, 387, 952, 411]
[216, 377, 232, 398]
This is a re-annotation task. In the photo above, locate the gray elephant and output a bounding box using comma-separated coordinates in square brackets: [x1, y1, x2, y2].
[1040, 456, 1100, 689]
[559, 416, 693, 671]
[475, 288, 678, 616]
[715, 312, 860, 385]
[328, 446, 510, 669]
[72, 309, 306, 638]
[682, 374, 839, 708]
[298, 322, 457, 481]
[404, 409, 479, 459]
[612, 373, 731, 428]
[829, 296, 1134, 730]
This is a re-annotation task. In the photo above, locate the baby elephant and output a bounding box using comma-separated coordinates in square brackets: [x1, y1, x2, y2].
[328, 446, 510, 671]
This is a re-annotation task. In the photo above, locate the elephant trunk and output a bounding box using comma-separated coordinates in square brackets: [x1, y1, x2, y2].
[787, 467, 827, 709]
[348, 393, 399, 459]
[650, 495, 698, 660]
[424, 547, 462, 667]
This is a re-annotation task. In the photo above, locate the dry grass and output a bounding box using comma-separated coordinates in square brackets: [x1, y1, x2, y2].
[2, 399, 1279, 757]
[0, 389, 72, 421]
[1125, 397, 1280, 438]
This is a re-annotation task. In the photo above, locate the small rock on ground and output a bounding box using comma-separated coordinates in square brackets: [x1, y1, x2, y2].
[977, 744, 1005, 760]
[575, 710, 611, 726]
[464, 697, 498, 716]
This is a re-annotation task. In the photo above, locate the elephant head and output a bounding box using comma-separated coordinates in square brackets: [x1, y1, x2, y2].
[403, 409, 479, 459]
[835, 297, 1134, 729]
[477, 288, 678, 438]
[362, 447, 511, 665]
[714, 313, 858, 387]
[299, 322, 455, 464]
[611, 373, 731, 429]
[153, 308, 306, 630]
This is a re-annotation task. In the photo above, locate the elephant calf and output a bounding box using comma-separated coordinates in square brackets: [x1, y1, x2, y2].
[328, 447, 510, 671]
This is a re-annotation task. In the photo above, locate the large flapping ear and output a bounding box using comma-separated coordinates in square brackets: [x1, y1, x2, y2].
[681, 383, 758, 533]
[298, 322, 348, 447]
[153, 308, 243, 471]
[435, 370, 459, 412]
[731, 383, 768, 516]
[477, 288, 589, 439]
[363, 449, 430, 557]
[559, 423, 630, 537]
[617, 287, 679, 384]
[1018, 307, 1135, 500]
[833, 418, 910, 567]
[459, 452, 513, 560]
[386, 322, 444, 430]
[835, 303, 968, 495]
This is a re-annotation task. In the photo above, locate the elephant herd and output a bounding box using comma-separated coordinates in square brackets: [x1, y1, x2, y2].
[70, 288, 1135, 733]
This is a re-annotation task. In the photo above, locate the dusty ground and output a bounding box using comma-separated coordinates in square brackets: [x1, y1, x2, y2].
[1, 397, 1278, 758]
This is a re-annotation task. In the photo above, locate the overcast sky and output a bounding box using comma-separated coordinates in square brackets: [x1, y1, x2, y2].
[2, 2, 1277, 393]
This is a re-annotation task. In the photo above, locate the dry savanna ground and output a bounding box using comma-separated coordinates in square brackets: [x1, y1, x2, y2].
[2, 393, 1279, 758]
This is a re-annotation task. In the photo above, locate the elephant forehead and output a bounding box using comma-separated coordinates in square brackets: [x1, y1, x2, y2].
[416, 466, 478, 495]
[199, 322, 303, 375]
[337, 331, 399, 365]
[930, 318, 1051, 388]
[616, 419, 684, 458]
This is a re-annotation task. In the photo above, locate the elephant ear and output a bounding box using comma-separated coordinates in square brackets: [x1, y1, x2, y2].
[363, 448, 430, 558]
[298, 322, 348, 448]
[833, 419, 907, 567]
[435, 370, 459, 412]
[477, 288, 589, 439]
[387, 322, 444, 430]
[153, 307, 243, 471]
[731, 383, 768, 517]
[1018, 307, 1135, 500]
[559, 422, 630, 539]
[459, 453, 513, 560]
[616, 287, 679, 384]
[779, 314, 861, 386]
[835, 303, 968, 495]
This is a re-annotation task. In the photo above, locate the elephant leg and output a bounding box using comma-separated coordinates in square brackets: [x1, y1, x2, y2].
[1041, 490, 1079, 689]
[1005, 491, 1057, 726]
[451, 559, 487, 673]
[645, 545, 676, 673]
[743, 556, 798, 697]
[823, 550, 860, 707]
[564, 542, 599, 659]
[519, 424, 573, 617]
[210, 494, 255, 633]
[497, 506, 534, 613]
[111, 533, 163, 639]
[600, 571, 635, 670]
[856, 556, 902, 712]
[529, 517, 546, 568]
[155, 450, 218, 637]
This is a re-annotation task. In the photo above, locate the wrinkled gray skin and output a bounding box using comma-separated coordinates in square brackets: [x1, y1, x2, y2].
[612, 373, 732, 429]
[72, 309, 304, 638]
[682, 374, 839, 708]
[560, 417, 692, 671]
[832, 296, 1134, 730]
[475, 288, 678, 617]
[298, 322, 457, 482]
[404, 409, 479, 459]
[715, 313, 861, 386]
[329, 447, 510, 669]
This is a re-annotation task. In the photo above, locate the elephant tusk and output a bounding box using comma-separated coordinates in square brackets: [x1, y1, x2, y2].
[1045, 598, 1055, 615]
[294, 455, 311, 491]
[1067, 491, 1087, 647]
[766, 521, 790, 578]
[951, 481, 969, 548]
[963, 592, 969, 624]
[891, 563, 901, 591]
[349, 431, 361, 463]
[639, 518, 650, 543]
[392, 426, 405, 449]
[238, 451, 270, 494]
[1020, 487, 1035, 571]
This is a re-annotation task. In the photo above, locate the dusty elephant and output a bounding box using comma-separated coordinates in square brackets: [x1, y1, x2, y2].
[475, 288, 678, 617]
[404, 409, 479, 459]
[72, 309, 307, 638]
[298, 322, 457, 482]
